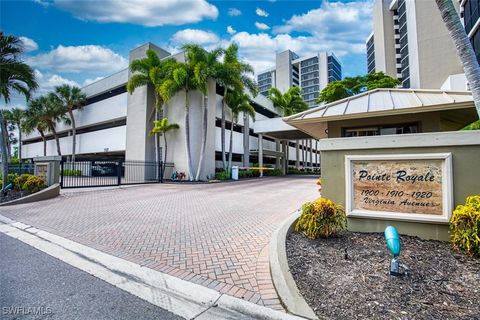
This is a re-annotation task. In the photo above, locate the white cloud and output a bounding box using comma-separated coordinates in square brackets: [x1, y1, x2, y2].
[19, 36, 38, 52]
[227, 26, 236, 35]
[256, 8, 269, 17]
[27, 45, 127, 73]
[228, 8, 242, 16]
[255, 22, 270, 31]
[171, 29, 220, 45]
[53, 0, 218, 26]
[34, 69, 80, 94]
[272, 0, 372, 42]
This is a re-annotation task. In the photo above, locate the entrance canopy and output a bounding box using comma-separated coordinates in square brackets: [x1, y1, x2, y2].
[284, 88, 474, 139]
[253, 117, 319, 139]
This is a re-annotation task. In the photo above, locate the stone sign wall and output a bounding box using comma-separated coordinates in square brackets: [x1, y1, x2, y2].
[345, 153, 453, 223]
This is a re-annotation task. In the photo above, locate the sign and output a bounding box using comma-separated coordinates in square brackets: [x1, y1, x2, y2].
[35, 163, 49, 185]
[345, 153, 453, 223]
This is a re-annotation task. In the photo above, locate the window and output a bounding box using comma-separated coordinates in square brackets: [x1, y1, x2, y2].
[342, 123, 418, 137]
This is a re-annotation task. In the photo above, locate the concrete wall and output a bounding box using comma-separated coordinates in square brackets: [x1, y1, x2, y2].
[275, 50, 293, 93]
[413, 0, 463, 89]
[372, 0, 397, 78]
[319, 131, 480, 241]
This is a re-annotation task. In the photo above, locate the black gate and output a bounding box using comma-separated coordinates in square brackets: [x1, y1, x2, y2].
[60, 160, 164, 188]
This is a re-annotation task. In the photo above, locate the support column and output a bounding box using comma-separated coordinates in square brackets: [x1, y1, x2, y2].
[275, 139, 281, 169]
[309, 139, 313, 168]
[242, 113, 250, 167]
[315, 140, 318, 167]
[282, 140, 287, 175]
[295, 140, 300, 169]
[258, 134, 263, 177]
[301, 139, 305, 167]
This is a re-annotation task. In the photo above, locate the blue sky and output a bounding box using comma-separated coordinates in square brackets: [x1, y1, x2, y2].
[1, 0, 373, 107]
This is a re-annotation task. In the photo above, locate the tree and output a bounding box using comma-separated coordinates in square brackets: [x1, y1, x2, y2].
[0, 33, 38, 191]
[34, 94, 69, 156]
[127, 49, 177, 164]
[216, 44, 258, 172]
[268, 86, 308, 116]
[435, 0, 480, 119]
[317, 72, 400, 104]
[23, 101, 49, 156]
[149, 117, 179, 179]
[4, 108, 24, 161]
[225, 90, 255, 172]
[183, 44, 223, 181]
[54, 85, 86, 162]
[159, 55, 198, 181]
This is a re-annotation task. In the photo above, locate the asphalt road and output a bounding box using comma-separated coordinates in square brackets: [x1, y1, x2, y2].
[0, 233, 183, 320]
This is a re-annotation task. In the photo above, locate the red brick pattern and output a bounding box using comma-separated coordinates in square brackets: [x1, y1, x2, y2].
[1, 177, 317, 310]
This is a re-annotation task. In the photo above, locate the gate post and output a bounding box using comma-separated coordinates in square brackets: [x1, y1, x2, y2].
[60, 160, 64, 188]
[117, 161, 122, 185]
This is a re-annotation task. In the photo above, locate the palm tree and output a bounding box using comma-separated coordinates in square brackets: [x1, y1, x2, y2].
[54, 85, 86, 162]
[268, 87, 309, 116]
[23, 102, 49, 156]
[127, 49, 177, 164]
[35, 94, 69, 156]
[159, 57, 198, 181]
[216, 44, 258, 172]
[183, 44, 223, 181]
[4, 108, 25, 161]
[435, 0, 480, 118]
[225, 90, 256, 172]
[150, 117, 179, 179]
[0, 32, 38, 190]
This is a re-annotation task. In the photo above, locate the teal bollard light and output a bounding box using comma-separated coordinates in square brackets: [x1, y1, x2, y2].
[384, 226, 403, 276]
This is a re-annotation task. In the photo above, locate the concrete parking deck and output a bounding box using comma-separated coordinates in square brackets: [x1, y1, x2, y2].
[0, 176, 318, 310]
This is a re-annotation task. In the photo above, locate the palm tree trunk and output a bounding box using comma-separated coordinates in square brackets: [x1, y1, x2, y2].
[228, 116, 234, 173]
[0, 111, 8, 191]
[436, 0, 480, 117]
[68, 110, 76, 162]
[39, 130, 46, 156]
[163, 133, 168, 181]
[184, 89, 193, 180]
[18, 126, 22, 162]
[154, 107, 159, 163]
[50, 125, 61, 156]
[221, 88, 228, 171]
[195, 94, 208, 181]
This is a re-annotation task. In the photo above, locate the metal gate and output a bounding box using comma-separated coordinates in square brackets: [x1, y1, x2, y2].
[60, 160, 164, 188]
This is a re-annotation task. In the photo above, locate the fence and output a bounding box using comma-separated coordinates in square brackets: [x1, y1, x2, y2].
[60, 160, 171, 188]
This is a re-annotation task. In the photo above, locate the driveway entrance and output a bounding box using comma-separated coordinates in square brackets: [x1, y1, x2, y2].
[1, 176, 318, 310]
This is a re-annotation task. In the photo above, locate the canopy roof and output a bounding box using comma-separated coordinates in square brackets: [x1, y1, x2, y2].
[285, 88, 473, 124]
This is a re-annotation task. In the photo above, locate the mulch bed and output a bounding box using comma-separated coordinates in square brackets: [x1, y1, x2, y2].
[0, 190, 30, 204]
[286, 231, 480, 320]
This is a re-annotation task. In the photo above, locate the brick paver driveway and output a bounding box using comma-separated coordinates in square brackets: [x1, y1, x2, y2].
[1, 176, 318, 310]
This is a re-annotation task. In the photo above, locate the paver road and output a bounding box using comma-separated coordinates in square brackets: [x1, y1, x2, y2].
[1, 176, 318, 310]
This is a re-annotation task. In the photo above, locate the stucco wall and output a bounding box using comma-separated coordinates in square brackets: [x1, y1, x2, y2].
[319, 132, 480, 241]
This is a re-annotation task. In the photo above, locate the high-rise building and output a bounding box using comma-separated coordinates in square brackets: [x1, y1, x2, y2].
[366, 32, 376, 74]
[367, 0, 463, 89]
[460, 0, 480, 64]
[257, 50, 342, 107]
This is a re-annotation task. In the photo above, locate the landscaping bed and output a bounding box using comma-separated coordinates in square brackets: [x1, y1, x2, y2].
[286, 231, 480, 320]
[0, 190, 30, 203]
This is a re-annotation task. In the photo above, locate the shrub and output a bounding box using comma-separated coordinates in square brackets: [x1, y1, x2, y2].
[215, 171, 230, 180]
[239, 170, 254, 178]
[264, 168, 283, 176]
[14, 174, 32, 191]
[22, 175, 46, 193]
[0, 173, 18, 189]
[295, 197, 346, 239]
[450, 195, 480, 257]
[63, 169, 82, 176]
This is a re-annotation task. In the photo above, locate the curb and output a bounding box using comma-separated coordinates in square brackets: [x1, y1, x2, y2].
[0, 183, 60, 206]
[0, 215, 307, 320]
[269, 211, 318, 320]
